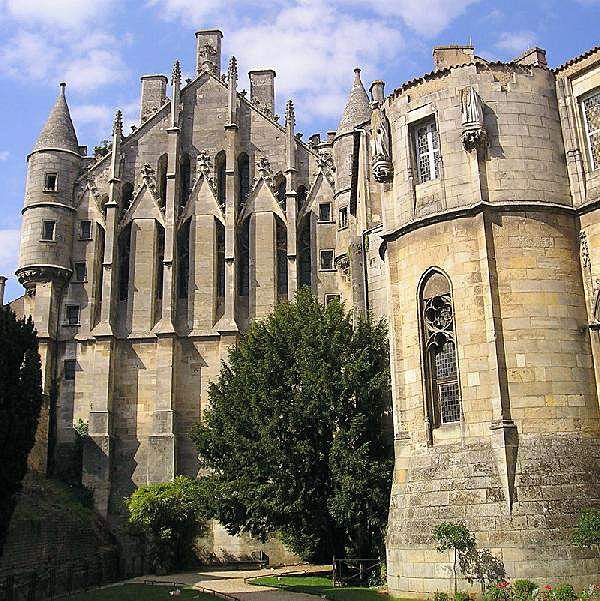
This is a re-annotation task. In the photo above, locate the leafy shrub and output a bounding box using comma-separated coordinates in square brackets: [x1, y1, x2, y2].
[434, 592, 450, 601]
[454, 592, 471, 601]
[483, 581, 511, 601]
[512, 579, 538, 601]
[459, 547, 506, 589]
[553, 585, 577, 601]
[125, 476, 211, 573]
[574, 509, 600, 547]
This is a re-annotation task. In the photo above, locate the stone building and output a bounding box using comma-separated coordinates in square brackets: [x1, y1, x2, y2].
[13, 28, 600, 589]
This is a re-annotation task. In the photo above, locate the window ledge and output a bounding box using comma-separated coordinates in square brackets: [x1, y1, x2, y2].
[39, 239, 57, 243]
[319, 268, 337, 273]
[62, 322, 81, 327]
[72, 280, 88, 284]
[415, 177, 441, 189]
[317, 220, 335, 225]
[78, 237, 93, 242]
[338, 225, 348, 231]
[42, 189, 59, 194]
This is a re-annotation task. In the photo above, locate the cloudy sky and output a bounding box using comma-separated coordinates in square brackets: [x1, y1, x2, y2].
[0, 0, 598, 301]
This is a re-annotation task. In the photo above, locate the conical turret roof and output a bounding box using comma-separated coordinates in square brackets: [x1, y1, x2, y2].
[337, 68, 371, 134]
[32, 83, 79, 154]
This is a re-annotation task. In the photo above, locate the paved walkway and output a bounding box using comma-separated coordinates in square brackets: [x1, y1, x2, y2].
[131, 564, 330, 601]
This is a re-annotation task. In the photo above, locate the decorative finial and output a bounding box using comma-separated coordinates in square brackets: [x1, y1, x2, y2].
[285, 100, 295, 129]
[354, 67, 362, 79]
[228, 56, 238, 81]
[172, 60, 181, 85]
[59, 82, 67, 95]
[113, 109, 123, 135]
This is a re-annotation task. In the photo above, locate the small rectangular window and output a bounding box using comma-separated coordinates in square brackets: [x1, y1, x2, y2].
[325, 293, 341, 305]
[64, 359, 76, 381]
[338, 206, 348, 230]
[582, 91, 600, 171]
[79, 220, 92, 240]
[42, 220, 56, 241]
[44, 172, 58, 191]
[320, 249, 334, 271]
[413, 118, 440, 183]
[318, 202, 332, 222]
[65, 305, 80, 326]
[73, 262, 87, 282]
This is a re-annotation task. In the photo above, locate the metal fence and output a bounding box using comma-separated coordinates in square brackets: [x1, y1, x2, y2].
[0, 549, 146, 601]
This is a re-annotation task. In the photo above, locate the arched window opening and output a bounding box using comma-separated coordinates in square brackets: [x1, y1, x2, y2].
[118, 223, 132, 301]
[122, 182, 134, 208]
[216, 218, 225, 305]
[277, 178, 287, 212]
[298, 214, 312, 288]
[420, 270, 461, 428]
[154, 224, 165, 324]
[179, 153, 191, 208]
[238, 218, 250, 296]
[92, 223, 105, 327]
[215, 150, 226, 210]
[296, 185, 307, 215]
[177, 219, 191, 299]
[238, 153, 250, 211]
[157, 153, 168, 208]
[276, 217, 288, 299]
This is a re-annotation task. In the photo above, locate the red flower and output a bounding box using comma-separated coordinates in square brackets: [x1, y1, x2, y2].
[498, 582, 510, 588]
[544, 585, 553, 591]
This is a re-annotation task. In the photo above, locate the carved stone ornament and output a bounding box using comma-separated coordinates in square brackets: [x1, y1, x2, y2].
[16, 265, 71, 293]
[254, 156, 277, 191]
[334, 254, 351, 282]
[195, 151, 217, 195]
[580, 230, 591, 270]
[460, 86, 487, 151]
[370, 106, 393, 182]
[317, 151, 336, 187]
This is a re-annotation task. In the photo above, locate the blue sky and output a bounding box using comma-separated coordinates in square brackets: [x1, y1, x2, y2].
[0, 0, 598, 302]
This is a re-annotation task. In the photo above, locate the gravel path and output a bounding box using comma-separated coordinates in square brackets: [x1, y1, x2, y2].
[131, 564, 330, 601]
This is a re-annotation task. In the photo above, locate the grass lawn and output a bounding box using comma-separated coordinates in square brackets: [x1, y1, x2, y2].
[249, 575, 406, 601]
[69, 583, 216, 601]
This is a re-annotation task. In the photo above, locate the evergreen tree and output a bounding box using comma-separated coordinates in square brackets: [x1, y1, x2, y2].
[0, 306, 43, 558]
[191, 288, 392, 561]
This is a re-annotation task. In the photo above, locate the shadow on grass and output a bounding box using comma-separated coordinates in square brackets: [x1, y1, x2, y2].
[70, 583, 216, 601]
[249, 575, 407, 601]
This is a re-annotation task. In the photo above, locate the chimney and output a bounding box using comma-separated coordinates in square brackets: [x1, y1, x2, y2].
[249, 70, 276, 115]
[309, 133, 321, 148]
[513, 47, 547, 68]
[0, 276, 6, 305]
[140, 74, 168, 122]
[433, 45, 475, 70]
[195, 29, 223, 76]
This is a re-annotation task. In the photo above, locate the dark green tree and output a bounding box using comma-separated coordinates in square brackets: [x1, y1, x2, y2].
[0, 306, 43, 558]
[125, 476, 211, 573]
[191, 288, 392, 561]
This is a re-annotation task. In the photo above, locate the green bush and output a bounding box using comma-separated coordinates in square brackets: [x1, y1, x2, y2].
[125, 476, 211, 573]
[433, 592, 450, 601]
[573, 509, 600, 547]
[553, 585, 578, 601]
[483, 582, 511, 601]
[454, 592, 471, 601]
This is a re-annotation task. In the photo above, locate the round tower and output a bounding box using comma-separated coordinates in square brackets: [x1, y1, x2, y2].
[17, 83, 82, 336]
[333, 68, 371, 310]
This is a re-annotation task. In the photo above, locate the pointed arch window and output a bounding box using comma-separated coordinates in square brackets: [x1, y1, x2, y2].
[277, 178, 287, 212]
[122, 182, 134, 208]
[276, 216, 288, 299]
[238, 152, 250, 210]
[177, 218, 191, 299]
[238, 218, 250, 296]
[215, 150, 226, 210]
[420, 270, 461, 427]
[179, 153, 191, 207]
[157, 153, 168, 208]
[118, 223, 132, 301]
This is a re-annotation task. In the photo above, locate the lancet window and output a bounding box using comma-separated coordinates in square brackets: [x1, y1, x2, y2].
[582, 90, 600, 170]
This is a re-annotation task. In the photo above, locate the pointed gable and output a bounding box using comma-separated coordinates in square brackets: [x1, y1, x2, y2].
[337, 68, 371, 135]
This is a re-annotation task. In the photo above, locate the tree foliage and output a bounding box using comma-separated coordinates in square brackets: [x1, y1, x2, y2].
[0, 306, 43, 557]
[125, 476, 210, 573]
[191, 288, 392, 561]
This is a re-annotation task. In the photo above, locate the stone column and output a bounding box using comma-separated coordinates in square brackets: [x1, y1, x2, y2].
[0, 275, 6, 305]
[250, 211, 277, 319]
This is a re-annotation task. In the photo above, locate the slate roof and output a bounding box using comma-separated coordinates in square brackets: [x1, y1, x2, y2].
[337, 68, 371, 134]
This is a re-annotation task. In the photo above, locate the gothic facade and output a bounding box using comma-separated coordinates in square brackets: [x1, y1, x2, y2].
[13, 29, 600, 590]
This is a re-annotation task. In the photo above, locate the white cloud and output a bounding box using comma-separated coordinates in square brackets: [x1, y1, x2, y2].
[1, 0, 115, 30]
[0, 229, 20, 276]
[496, 31, 537, 56]
[0, 1, 126, 94]
[349, 0, 480, 37]
[0, 151, 9, 161]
